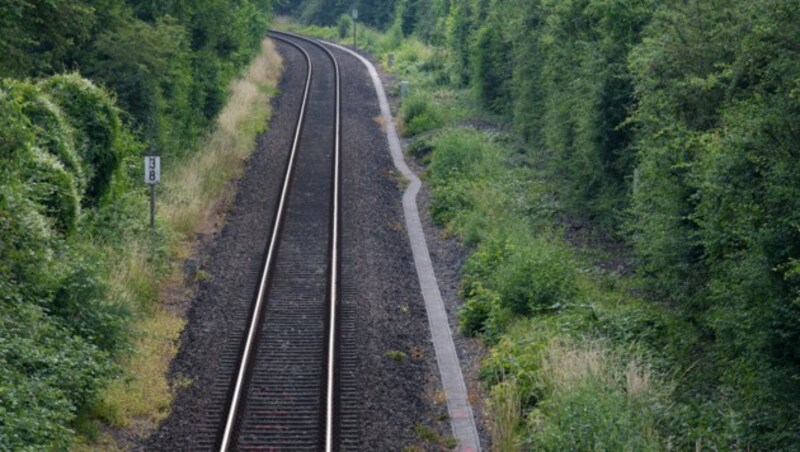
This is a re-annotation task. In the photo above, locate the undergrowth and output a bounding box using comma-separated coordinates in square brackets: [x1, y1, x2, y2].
[274, 15, 800, 450]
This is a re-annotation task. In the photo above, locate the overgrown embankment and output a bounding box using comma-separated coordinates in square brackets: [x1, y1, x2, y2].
[279, 0, 800, 448]
[0, 1, 275, 448]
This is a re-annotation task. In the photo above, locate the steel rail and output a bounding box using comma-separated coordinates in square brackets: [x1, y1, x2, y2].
[319, 38, 341, 452]
[219, 31, 342, 451]
[219, 34, 313, 452]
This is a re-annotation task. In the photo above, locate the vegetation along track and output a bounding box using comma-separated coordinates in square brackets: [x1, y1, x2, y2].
[213, 31, 350, 450]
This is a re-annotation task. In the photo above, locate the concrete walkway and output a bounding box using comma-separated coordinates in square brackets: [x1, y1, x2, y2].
[326, 42, 481, 452]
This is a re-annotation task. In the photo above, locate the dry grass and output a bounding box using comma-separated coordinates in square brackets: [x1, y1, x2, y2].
[487, 338, 663, 450]
[93, 38, 283, 443]
[95, 306, 185, 431]
[162, 38, 282, 241]
[538, 338, 655, 397]
[489, 379, 522, 452]
[539, 339, 611, 394]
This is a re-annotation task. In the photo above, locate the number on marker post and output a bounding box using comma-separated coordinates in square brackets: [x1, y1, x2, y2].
[144, 156, 160, 184]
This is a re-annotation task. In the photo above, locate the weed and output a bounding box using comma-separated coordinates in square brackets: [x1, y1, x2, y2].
[386, 350, 408, 362]
[414, 424, 457, 450]
[194, 269, 210, 282]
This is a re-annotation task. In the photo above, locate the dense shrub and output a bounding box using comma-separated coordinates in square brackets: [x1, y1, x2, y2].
[472, 23, 511, 114]
[0, 1, 273, 447]
[495, 237, 579, 316]
[86, 17, 197, 158]
[19, 84, 85, 192]
[40, 74, 122, 204]
[0, 180, 59, 303]
[628, 3, 800, 445]
[400, 93, 443, 136]
[0, 301, 113, 450]
[24, 149, 81, 233]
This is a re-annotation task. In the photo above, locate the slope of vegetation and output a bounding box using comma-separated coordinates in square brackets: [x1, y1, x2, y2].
[0, 0, 274, 448]
[281, 0, 800, 448]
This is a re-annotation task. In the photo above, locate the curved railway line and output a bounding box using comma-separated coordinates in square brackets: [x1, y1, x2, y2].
[215, 31, 346, 451]
[169, 30, 479, 451]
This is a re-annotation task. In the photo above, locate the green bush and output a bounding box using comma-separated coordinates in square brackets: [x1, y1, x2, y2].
[0, 301, 113, 450]
[24, 149, 81, 233]
[427, 127, 488, 181]
[0, 81, 82, 232]
[496, 236, 579, 316]
[40, 74, 121, 204]
[337, 14, 352, 39]
[472, 23, 511, 114]
[401, 93, 443, 136]
[52, 247, 131, 353]
[458, 281, 497, 337]
[0, 181, 59, 302]
[18, 83, 85, 192]
[0, 81, 36, 167]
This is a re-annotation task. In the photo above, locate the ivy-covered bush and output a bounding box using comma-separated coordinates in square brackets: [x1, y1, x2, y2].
[18, 82, 85, 193]
[40, 74, 122, 204]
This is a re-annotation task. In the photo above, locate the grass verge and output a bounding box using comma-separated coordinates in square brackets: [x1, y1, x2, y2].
[79, 38, 283, 447]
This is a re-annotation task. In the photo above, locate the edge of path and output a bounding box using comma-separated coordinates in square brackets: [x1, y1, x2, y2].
[324, 41, 482, 452]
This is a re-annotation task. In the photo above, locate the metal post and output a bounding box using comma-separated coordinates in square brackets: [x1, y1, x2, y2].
[150, 184, 155, 231]
[145, 151, 160, 233]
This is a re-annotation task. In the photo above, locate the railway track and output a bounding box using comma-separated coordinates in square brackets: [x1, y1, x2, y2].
[209, 31, 349, 451]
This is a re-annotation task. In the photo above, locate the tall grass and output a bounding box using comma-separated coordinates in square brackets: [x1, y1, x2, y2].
[92, 38, 283, 439]
[489, 379, 522, 451]
[163, 38, 282, 241]
[528, 338, 668, 450]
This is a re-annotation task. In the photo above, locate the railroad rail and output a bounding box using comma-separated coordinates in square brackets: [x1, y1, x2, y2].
[218, 31, 343, 451]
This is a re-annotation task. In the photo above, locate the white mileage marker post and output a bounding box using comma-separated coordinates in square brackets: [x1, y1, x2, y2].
[144, 154, 160, 230]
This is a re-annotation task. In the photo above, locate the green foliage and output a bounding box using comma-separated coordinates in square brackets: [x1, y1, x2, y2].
[19, 85, 86, 192]
[52, 247, 131, 353]
[25, 149, 81, 234]
[0, 0, 96, 77]
[457, 233, 580, 338]
[86, 17, 197, 157]
[0, 1, 273, 447]
[0, 300, 113, 450]
[444, 3, 472, 87]
[337, 14, 352, 39]
[495, 236, 579, 316]
[400, 93, 443, 136]
[0, 80, 81, 233]
[280, 0, 396, 30]
[526, 351, 667, 451]
[40, 74, 122, 204]
[472, 24, 511, 114]
[279, 0, 800, 447]
[627, 3, 800, 445]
